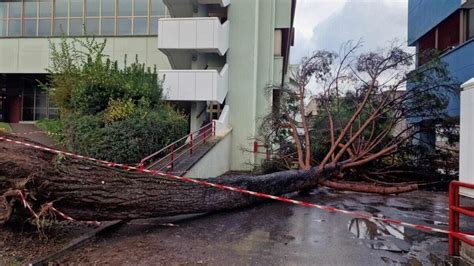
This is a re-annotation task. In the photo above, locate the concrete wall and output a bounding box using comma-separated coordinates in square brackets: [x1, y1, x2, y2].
[460, 78, 474, 197]
[0, 36, 172, 73]
[186, 130, 232, 178]
[226, 0, 287, 170]
[408, 0, 461, 45]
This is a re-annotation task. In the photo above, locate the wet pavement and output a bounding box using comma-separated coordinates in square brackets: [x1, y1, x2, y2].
[56, 188, 472, 265]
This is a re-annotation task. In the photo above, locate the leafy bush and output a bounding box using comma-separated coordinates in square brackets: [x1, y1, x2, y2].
[44, 36, 188, 164]
[64, 107, 187, 164]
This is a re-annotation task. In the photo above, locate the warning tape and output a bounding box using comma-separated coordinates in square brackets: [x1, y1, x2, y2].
[0, 135, 473, 239]
[12, 131, 62, 136]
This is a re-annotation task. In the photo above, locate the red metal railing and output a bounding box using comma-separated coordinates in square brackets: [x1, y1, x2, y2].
[139, 121, 216, 171]
[448, 181, 474, 256]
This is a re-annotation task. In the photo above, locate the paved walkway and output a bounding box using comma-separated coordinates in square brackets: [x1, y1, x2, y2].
[9, 123, 58, 148]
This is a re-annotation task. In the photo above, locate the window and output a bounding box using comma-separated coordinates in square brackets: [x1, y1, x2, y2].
[24, 0, 38, 18]
[69, 18, 83, 35]
[134, 0, 148, 16]
[39, 0, 52, 17]
[468, 9, 474, 40]
[55, 0, 69, 17]
[86, 0, 100, 17]
[38, 19, 51, 35]
[118, 0, 132, 16]
[0, 2, 7, 19]
[118, 17, 131, 35]
[86, 18, 99, 34]
[9, 1, 21, 19]
[101, 17, 114, 35]
[151, 0, 165, 16]
[0, 20, 6, 36]
[150, 17, 158, 34]
[54, 19, 68, 35]
[101, 0, 115, 16]
[70, 0, 83, 17]
[0, 0, 168, 37]
[8, 19, 21, 36]
[23, 19, 37, 36]
[133, 17, 147, 35]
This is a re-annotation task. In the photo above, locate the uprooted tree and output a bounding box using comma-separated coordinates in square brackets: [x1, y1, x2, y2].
[0, 42, 457, 225]
[259, 42, 457, 192]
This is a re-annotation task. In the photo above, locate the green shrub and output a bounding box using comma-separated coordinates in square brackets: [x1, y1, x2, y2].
[64, 106, 187, 164]
[43, 37, 187, 164]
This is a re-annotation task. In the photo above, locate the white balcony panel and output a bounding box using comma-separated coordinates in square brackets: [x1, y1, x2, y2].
[158, 17, 229, 56]
[197, 0, 231, 7]
[160, 64, 229, 104]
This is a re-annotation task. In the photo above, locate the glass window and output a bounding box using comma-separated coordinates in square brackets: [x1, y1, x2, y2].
[24, 0, 38, 18]
[0, 20, 6, 36]
[101, 18, 114, 35]
[39, 0, 52, 17]
[118, 0, 132, 16]
[85, 18, 99, 34]
[118, 18, 131, 35]
[69, 18, 83, 35]
[101, 0, 115, 16]
[35, 108, 48, 120]
[70, 0, 83, 17]
[54, 19, 68, 35]
[468, 9, 474, 40]
[150, 17, 158, 34]
[55, 0, 68, 17]
[23, 19, 37, 36]
[133, 17, 147, 35]
[8, 19, 21, 36]
[22, 108, 34, 121]
[49, 108, 59, 119]
[151, 0, 165, 16]
[86, 0, 100, 17]
[0, 2, 7, 19]
[38, 19, 51, 35]
[9, 1, 22, 18]
[134, 0, 148, 16]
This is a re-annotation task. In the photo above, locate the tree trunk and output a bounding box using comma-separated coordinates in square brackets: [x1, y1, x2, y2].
[0, 136, 330, 223]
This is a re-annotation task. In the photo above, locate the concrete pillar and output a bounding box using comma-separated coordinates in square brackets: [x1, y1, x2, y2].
[459, 77, 474, 266]
[460, 78, 474, 198]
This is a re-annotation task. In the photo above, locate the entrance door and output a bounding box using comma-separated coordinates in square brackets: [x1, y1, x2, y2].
[6, 95, 21, 123]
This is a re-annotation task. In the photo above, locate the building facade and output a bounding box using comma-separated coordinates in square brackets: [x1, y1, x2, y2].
[408, 0, 474, 120]
[0, 0, 296, 171]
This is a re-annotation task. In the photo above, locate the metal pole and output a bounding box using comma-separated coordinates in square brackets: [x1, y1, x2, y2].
[190, 134, 193, 155]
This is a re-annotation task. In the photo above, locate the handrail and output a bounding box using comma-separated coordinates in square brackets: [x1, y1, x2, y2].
[448, 181, 474, 256]
[139, 121, 216, 170]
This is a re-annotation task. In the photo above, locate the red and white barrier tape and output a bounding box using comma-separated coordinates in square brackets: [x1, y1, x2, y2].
[15, 190, 100, 226]
[1, 136, 472, 239]
[11, 131, 62, 136]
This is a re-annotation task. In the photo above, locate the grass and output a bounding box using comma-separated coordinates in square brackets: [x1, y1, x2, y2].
[36, 119, 65, 142]
[0, 122, 12, 133]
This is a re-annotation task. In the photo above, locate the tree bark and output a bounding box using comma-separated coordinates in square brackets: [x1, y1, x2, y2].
[0, 136, 331, 223]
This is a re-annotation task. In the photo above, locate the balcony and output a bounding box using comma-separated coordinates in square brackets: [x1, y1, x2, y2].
[163, 0, 231, 18]
[159, 64, 228, 103]
[158, 17, 229, 55]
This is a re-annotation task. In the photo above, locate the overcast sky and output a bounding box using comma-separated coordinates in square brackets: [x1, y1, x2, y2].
[291, 0, 412, 63]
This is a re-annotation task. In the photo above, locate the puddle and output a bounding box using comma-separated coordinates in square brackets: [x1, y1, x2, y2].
[348, 218, 410, 253]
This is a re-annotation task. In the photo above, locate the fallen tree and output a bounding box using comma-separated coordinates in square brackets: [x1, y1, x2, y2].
[0, 134, 333, 223]
[0, 42, 455, 225]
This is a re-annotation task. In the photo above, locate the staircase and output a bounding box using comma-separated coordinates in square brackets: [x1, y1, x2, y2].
[139, 121, 220, 176]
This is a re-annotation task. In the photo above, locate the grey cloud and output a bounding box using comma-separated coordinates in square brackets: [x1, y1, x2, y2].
[291, 0, 412, 63]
